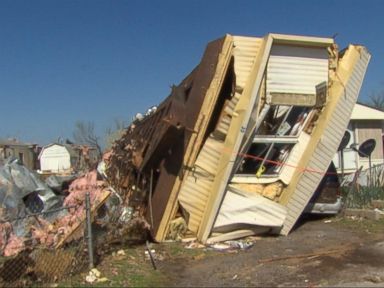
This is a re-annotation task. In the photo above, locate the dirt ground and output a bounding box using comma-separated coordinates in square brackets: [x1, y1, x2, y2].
[62, 215, 384, 287]
[156, 216, 384, 287]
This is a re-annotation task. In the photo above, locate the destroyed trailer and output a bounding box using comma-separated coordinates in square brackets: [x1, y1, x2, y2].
[107, 33, 370, 244]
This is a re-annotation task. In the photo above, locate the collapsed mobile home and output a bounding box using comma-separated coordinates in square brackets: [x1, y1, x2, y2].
[107, 33, 370, 243]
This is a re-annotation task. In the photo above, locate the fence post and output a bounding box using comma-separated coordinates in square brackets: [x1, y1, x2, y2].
[85, 192, 94, 269]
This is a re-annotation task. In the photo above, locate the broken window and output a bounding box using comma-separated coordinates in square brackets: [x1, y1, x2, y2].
[258, 105, 310, 136]
[237, 104, 313, 177]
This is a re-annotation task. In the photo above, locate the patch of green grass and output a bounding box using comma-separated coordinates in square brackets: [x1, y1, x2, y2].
[342, 186, 384, 209]
[55, 237, 234, 287]
[58, 245, 172, 287]
[57, 241, 221, 287]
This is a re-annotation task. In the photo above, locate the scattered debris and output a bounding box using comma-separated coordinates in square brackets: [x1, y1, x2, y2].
[167, 217, 187, 241]
[85, 268, 108, 284]
[209, 240, 254, 251]
[374, 208, 384, 215]
[184, 241, 205, 249]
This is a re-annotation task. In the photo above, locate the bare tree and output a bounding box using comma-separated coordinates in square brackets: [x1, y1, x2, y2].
[105, 118, 128, 150]
[73, 121, 102, 157]
[367, 85, 384, 111]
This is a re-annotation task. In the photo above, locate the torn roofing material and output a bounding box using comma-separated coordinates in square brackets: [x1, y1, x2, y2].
[107, 33, 370, 244]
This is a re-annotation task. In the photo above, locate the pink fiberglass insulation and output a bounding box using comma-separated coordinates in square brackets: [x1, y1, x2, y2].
[4, 233, 25, 257]
[64, 170, 103, 207]
[0, 222, 25, 257]
[60, 170, 104, 224]
[53, 169, 109, 246]
[0, 222, 12, 252]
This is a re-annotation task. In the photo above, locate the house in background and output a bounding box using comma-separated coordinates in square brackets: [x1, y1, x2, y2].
[333, 102, 384, 174]
[0, 139, 40, 170]
[38, 143, 99, 174]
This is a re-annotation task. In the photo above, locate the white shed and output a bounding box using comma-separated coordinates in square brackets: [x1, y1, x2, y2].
[39, 143, 79, 173]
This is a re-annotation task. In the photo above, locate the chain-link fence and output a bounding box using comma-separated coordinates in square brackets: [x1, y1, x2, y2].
[0, 194, 94, 286]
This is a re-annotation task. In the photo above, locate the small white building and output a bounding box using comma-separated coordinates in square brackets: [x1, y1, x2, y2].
[334, 103, 384, 173]
[38, 143, 79, 174]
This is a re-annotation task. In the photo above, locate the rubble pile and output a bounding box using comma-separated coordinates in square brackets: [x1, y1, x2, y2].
[0, 158, 110, 257]
[106, 125, 144, 207]
[106, 83, 190, 239]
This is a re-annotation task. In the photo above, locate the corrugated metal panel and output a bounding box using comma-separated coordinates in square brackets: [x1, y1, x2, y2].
[177, 37, 263, 233]
[267, 45, 329, 96]
[281, 46, 371, 235]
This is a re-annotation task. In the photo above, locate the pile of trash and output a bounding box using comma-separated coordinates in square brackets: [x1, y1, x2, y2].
[0, 158, 111, 257]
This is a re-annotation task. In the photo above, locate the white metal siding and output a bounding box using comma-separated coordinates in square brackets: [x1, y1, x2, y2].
[281, 47, 371, 235]
[267, 45, 329, 96]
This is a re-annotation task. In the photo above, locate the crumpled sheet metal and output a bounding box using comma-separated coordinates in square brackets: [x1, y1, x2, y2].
[0, 158, 62, 226]
[45, 174, 77, 195]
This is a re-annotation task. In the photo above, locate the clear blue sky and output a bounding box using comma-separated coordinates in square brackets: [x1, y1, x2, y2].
[0, 0, 383, 146]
